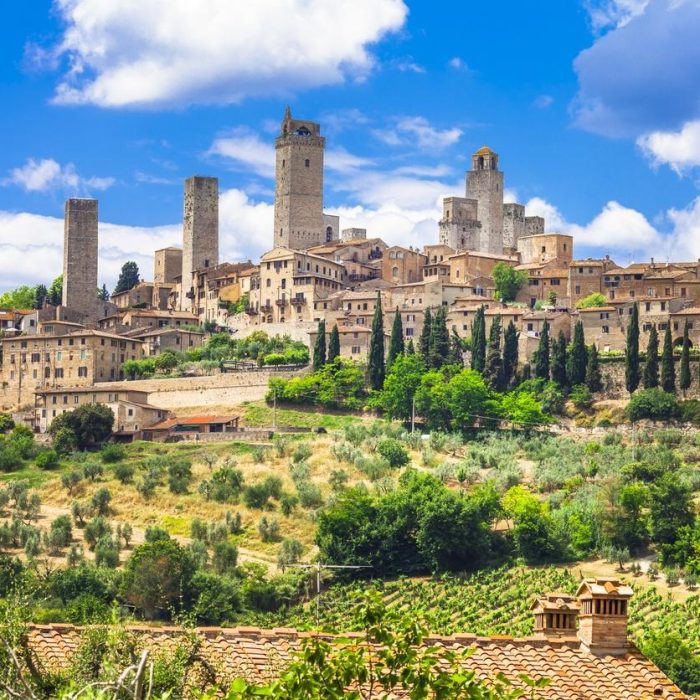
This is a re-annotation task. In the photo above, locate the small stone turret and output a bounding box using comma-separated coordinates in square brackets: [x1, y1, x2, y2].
[531, 593, 580, 637]
[576, 578, 633, 655]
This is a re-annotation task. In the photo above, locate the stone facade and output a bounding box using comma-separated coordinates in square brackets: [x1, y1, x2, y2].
[341, 227, 367, 241]
[154, 247, 183, 285]
[323, 214, 340, 243]
[502, 203, 525, 251]
[517, 233, 573, 267]
[62, 198, 98, 323]
[438, 197, 481, 250]
[467, 148, 504, 255]
[181, 176, 219, 312]
[273, 108, 325, 250]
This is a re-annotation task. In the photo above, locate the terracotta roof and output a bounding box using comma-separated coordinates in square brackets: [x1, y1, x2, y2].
[474, 145, 496, 156]
[671, 306, 700, 315]
[149, 415, 240, 430]
[24, 624, 685, 699]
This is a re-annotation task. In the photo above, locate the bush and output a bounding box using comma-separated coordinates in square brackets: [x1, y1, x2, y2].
[208, 465, 245, 503]
[100, 444, 126, 463]
[82, 462, 104, 481]
[0, 414, 15, 433]
[627, 388, 680, 422]
[84, 517, 112, 550]
[167, 458, 193, 494]
[114, 462, 135, 484]
[258, 516, 281, 542]
[0, 442, 23, 472]
[297, 481, 324, 509]
[570, 384, 593, 411]
[678, 400, 700, 424]
[243, 483, 273, 510]
[375, 438, 410, 468]
[91, 487, 112, 516]
[36, 448, 60, 470]
[94, 536, 120, 568]
[212, 541, 238, 575]
[48, 515, 73, 549]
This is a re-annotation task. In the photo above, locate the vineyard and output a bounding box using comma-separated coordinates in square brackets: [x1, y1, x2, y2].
[249, 565, 700, 649]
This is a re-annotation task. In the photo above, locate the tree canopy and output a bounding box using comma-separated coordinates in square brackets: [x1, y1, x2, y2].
[492, 263, 526, 302]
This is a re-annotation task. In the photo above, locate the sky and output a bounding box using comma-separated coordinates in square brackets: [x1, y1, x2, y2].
[1, 0, 700, 293]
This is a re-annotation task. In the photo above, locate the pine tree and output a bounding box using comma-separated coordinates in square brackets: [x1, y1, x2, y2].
[485, 315, 504, 390]
[661, 324, 676, 393]
[502, 320, 519, 388]
[567, 321, 587, 386]
[680, 320, 691, 395]
[625, 303, 640, 393]
[643, 325, 659, 389]
[419, 307, 432, 359]
[113, 261, 140, 295]
[312, 319, 326, 371]
[328, 324, 340, 363]
[368, 292, 386, 390]
[447, 329, 464, 366]
[428, 305, 450, 368]
[551, 330, 568, 388]
[586, 343, 603, 393]
[97, 284, 109, 302]
[387, 308, 404, 367]
[33, 284, 47, 310]
[470, 306, 487, 373]
[534, 321, 550, 380]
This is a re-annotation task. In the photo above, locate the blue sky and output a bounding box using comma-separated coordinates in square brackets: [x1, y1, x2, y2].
[1, 0, 700, 292]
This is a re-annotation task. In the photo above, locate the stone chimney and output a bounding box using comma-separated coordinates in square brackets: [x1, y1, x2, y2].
[531, 593, 579, 637]
[576, 578, 633, 655]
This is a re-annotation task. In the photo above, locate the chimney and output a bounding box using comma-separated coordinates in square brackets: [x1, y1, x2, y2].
[531, 593, 579, 637]
[576, 578, 633, 655]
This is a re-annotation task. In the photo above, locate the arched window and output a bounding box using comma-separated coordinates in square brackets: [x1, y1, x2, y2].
[392, 266, 399, 278]
[478, 156, 484, 170]
[326, 226, 333, 242]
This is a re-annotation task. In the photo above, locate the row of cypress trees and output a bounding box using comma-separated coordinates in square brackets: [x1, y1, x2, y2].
[312, 319, 341, 371]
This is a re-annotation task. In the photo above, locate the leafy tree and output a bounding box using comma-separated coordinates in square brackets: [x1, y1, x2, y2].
[418, 307, 432, 358]
[113, 261, 140, 295]
[47, 274, 63, 306]
[576, 292, 608, 309]
[49, 404, 115, 450]
[642, 632, 700, 696]
[600, 480, 650, 553]
[534, 321, 550, 380]
[484, 314, 504, 390]
[0, 285, 38, 310]
[91, 487, 112, 516]
[680, 320, 692, 395]
[627, 388, 679, 421]
[650, 473, 695, 547]
[586, 343, 603, 393]
[154, 351, 179, 372]
[33, 284, 47, 310]
[567, 321, 587, 386]
[625, 303, 640, 393]
[212, 541, 239, 576]
[368, 292, 385, 390]
[0, 414, 15, 433]
[428, 305, 450, 369]
[492, 262, 526, 302]
[551, 330, 568, 388]
[447, 369, 495, 430]
[168, 458, 193, 494]
[312, 319, 326, 371]
[327, 324, 340, 363]
[500, 391, 551, 426]
[375, 353, 425, 421]
[643, 325, 660, 389]
[387, 308, 404, 367]
[502, 320, 519, 388]
[470, 305, 486, 373]
[661, 325, 676, 393]
[405, 339, 415, 355]
[376, 438, 410, 468]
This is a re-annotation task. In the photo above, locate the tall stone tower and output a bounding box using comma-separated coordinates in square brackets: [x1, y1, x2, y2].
[62, 198, 98, 321]
[466, 147, 504, 255]
[273, 107, 325, 250]
[181, 176, 219, 311]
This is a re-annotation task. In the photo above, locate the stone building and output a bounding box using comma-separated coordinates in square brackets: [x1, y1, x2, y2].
[62, 198, 98, 323]
[181, 176, 219, 313]
[382, 246, 427, 285]
[517, 233, 573, 267]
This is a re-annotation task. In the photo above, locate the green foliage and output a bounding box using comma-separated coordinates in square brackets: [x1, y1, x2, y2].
[626, 303, 640, 393]
[375, 437, 410, 468]
[0, 284, 39, 310]
[492, 262, 527, 302]
[470, 305, 486, 373]
[112, 260, 140, 295]
[154, 351, 179, 372]
[570, 384, 593, 410]
[567, 321, 587, 386]
[534, 320, 550, 380]
[627, 388, 679, 421]
[575, 292, 607, 309]
[35, 448, 60, 470]
[661, 324, 676, 392]
[485, 314, 504, 390]
[641, 632, 700, 695]
[49, 404, 115, 450]
[374, 353, 424, 421]
[113, 462, 135, 484]
[585, 343, 603, 393]
[551, 330, 568, 388]
[0, 414, 15, 433]
[427, 305, 450, 369]
[167, 457, 193, 494]
[212, 541, 239, 575]
[644, 325, 660, 389]
[312, 319, 326, 371]
[419, 307, 432, 359]
[91, 487, 112, 516]
[327, 324, 340, 363]
[387, 307, 404, 366]
[99, 443, 126, 463]
[368, 292, 386, 390]
[680, 320, 692, 392]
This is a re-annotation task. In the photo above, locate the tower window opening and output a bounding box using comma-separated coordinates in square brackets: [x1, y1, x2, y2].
[478, 156, 484, 170]
[305, 159, 310, 168]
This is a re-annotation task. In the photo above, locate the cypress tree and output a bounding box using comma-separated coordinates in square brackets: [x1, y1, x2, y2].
[534, 321, 550, 380]
[447, 329, 464, 366]
[485, 315, 504, 390]
[387, 308, 404, 367]
[522, 363, 532, 381]
[661, 324, 676, 393]
[419, 307, 432, 359]
[643, 325, 659, 389]
[429, 305, 450, 368]
[97, 283, 109, 302]
[33, 284, 48, 310]
[567, 321, 587, 386]
[625, 303, 640, 393]
[586, 343, 603, 393]
[405, 339, 415, 355]
[471, 306, 487, 373]
[312, 319, 326, 371]
[502, 320, 519, 388]
[680, 320, 691, 395]
[551, 330, 568, 388]
[328, 324, 340, 363]
[368, 292, 385, 390]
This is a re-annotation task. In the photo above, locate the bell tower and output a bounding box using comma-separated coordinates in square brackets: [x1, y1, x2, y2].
[466, 146, 504, 255]
[273, 107, 325, 250]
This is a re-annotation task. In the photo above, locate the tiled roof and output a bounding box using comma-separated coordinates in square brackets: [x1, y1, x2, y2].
[24, 624, 686, 699]
[149, 415, 240, 430]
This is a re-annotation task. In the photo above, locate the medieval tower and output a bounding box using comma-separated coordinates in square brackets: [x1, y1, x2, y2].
[62, 198, 98, 321]
[181, 176, 219, 312]
[273, 107, 326, 250]
[466, 147, 504, 255]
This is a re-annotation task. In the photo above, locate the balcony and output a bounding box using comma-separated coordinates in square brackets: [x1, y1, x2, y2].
[275, 298, 288, 307]
[245, 306, 258, 315]
[260, 304, 273, 314]
[292, 296, 307, 305]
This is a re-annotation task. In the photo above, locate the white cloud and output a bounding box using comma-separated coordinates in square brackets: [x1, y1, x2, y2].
[667, 196, 700, 259]
[48, 0, 407, 107]
[447, 57, 473, 73]
[638, 119, 700, 173]
[4, 158, 114, 193]
[391, 58, 426, 74]
[533, 95, 554, 110]
[208, 130, 276, 178]
[585, 0, 650, 31]
[374, 116, 463, 150]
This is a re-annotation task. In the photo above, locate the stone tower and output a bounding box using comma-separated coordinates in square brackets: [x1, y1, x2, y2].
[438, 196, 481, 251]
[62, 198, 98, 321]
[181, 176, 219, 311]
[466, 147, 504, 255]
[273, 106, 325, 250]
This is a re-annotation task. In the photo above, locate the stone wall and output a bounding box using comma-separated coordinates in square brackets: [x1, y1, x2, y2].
[601, 358, 700, 399]
[62, 198, 98, 322]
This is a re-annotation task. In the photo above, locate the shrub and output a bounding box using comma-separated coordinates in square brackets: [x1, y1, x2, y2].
[100, 444, 126, 463]
[278, 538, 304, 568]
[84, 517, 112, 550]
[167, 458, 193, 494]
[376, 438, 410, 468]
[212, 541, 238, 575]
[144, 526, 171, 543]
[210, 466, 245, 503]
[292, 443, 313, 464]
[190, 518, 208, 542]
[627, 388, 680, 422]
[297, 481, 324, 509]
[94, 536, 120, 568]
[48, 515, 73, 549]
[243, 483, 273, 510]
[570, 384, 593, 410]
[0, 443, 23, 472]
[61, 471, 82, 495]
[678, 400, 700, 424]
[36, 448, 60, 470]
[280, 492, 299, 516]
[0, 414, 15, 433]
[113, 462, 135, 484]
[258, 516, 281, 543]
[329, 469, 349, 492]
[82, 462, 104, 481]
[91, 487, 112, 516]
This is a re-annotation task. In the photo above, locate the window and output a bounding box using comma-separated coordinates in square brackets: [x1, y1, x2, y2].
[406, 328, 414, 336]
[602, 325, 609, 334]
[74, 396, 80, 404]
[660, 302, 666, 311]
[55, 368, 64, 379]
[305, 159, 310, 167]
[645, 303, 651, 312]
[527, 323, 534, 331]
[78, 367, 88, 378]
[575, 285, 581, 295]
[56, 351, 62, 361]
[351, 346, 361, 355]
[31, 353, 40, 363]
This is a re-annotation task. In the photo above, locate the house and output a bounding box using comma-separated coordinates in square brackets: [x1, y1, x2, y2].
[143, 414, 241, 441]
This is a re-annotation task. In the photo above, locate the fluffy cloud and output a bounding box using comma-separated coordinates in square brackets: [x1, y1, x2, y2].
[4, 158, 114, 193]
[585, 0, 650, 31]
[48, 0, 407, 107]
[573, 0, 700, 137]
[638, 119, 700, 172]
[374, 116, 463, 150]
